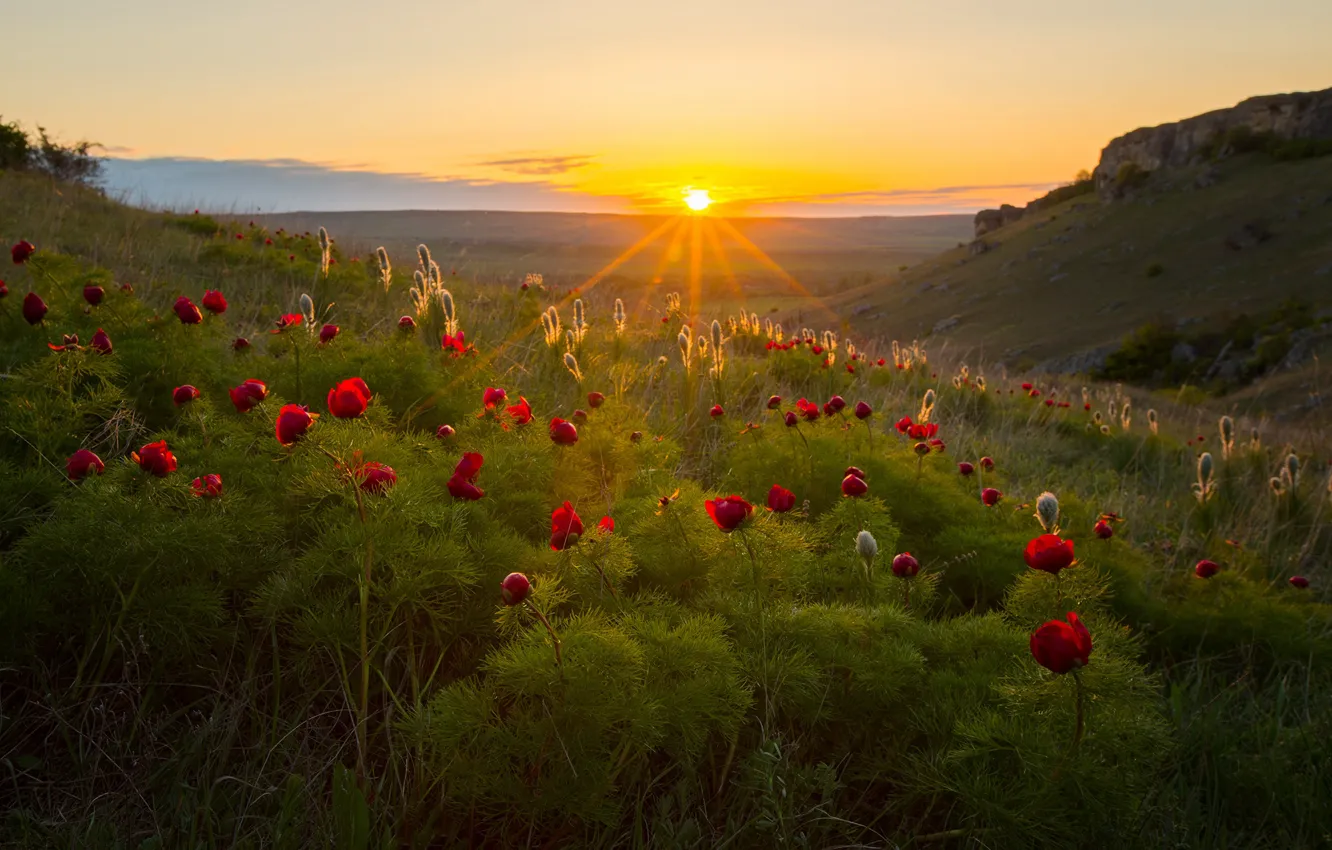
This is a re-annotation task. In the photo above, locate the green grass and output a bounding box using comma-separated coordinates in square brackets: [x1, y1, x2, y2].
[1, 170, 1330, 848]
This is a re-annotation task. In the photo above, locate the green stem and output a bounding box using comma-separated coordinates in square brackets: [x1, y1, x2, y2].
[525, 602, 563, 670]
[1072, 670, 1086, 750]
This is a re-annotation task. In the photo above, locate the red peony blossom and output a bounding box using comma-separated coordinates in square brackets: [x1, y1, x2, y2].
[357, 462, 397, 494]
[907, 422, 939, 440]
[505, 396, 533, 425]
[796, 398, 820, 421]
[319, 324, 340, 344]
[83, 285, 105, 306]
[895, 416, 912, 434]
[1044, 398, 1054, 406]
[1030, 612, 1092, 674]
[22, 292, 47, 324]
[929, 438, 946, 453]
[447, 451, 485, 499]
[271, 313, 302, 333]
[65, 449, 104, 481]
[1194, 559, 1220, 579]
[191, 473, 223, 498]
[229, 379, 268, 413]
[550, 417, 579, 445]
[327, 378, 370, 419]
[134, 440, 177, 477]
[705, 495, 753, 532]
[876, 358, 886, 366]
[436, 424, 456, 439]
[1084, 403, 1092, 412]
[981, 487, 1002, 507]
[767, 395, 782, 409]
[784, 411, 798, 427]
[958, 461, 975, 476]
[597, 515, 615, 534]
[710, 404, 724, 418]
[11, 240, 36, 264]
[202, 289, 228, 314]
[551, 501, 584, 550]
[587, 391, 605, 409]
[844, 466, 866, 480]
[501, 572, 531, 605]
[841, 473, 869, 497]
[979, 456, 995, 471]
[767, 484, 797, 513]
[1094, 520, 1114, 540]
[441, 330, 466, 355]
[174, 296, 203, 324]
[1289, 575, 1309, 589]
[90, 328, 112, 354]
[173, 385, 200, 406]
[854, 401, 872, 420]
[1024, 534, 1076, 574]
[891, 552, 920, 578]
[822, 401, 835, 416]
[482, 386, 508, 410]
[275, 404, 317, 446]
[233, 336, 250, 351]
[572, 409, 588, 424]
[827, 395, 847, 414]
[1021, 382, 1033, 391]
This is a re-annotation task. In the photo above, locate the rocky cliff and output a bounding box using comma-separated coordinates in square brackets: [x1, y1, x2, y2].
[1092, 88, 1332, 195]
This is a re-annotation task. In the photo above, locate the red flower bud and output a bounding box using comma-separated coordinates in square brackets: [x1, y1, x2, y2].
[981, 487, 1002, 507]
[958, 461, 974, 476]
[630, 430, 643, 443]
[1030, 612, 1092, 674]
[398, 315, 416, 330]
[767, 484, 797, 513]
[173, 296, 203, 324]
[191, 473, 223, 498]
[358, 462, 397, 494]
[913, 442, 931, 457]
[1094, 520, 1114, 540]
[705, 495, 753, 531]
[979, 456, 995, 471]
[319, 324, 340, 344]
[22, 292, 47, 325]
[549, 417, 578, 445]
[841, 473, 869, 497]
[891, 552, 920, 578]
[173, 385, 200, 406]
[436, 424, 456, 439]
[854, 401, 872, 420]
[572, 409, 588, 424]
[598, 515, 615, 534]
[929, 438, 946, 453]
[1024, 534, 1076, 574]
[827, 395, 846, 413]
[1289, 575, 1309, 589]
[784, 411, 798, 427]
[500, 572, 531, 605]
[327, 378, 370, 419]
[551, 501, 584, 550]
[229, 379, 268, 413]
[587, 391, 605, 408]
[83, 285, 105, 306]
[1194, 559, 1220, 579]
[233, 336, 250, 351]
[275, 404, 316, 446]
[710, 404, 724, 418]
[66, 449, 104, 481]
[844, 466, 866, 480]
[134, 440, 177, 477]
[767, 395, 782, 409]
[90, 328, 112, 354]
[202, 289, 228, 314]
[11, 240, 36, 264]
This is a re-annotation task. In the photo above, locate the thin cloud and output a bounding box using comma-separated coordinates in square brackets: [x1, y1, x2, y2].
[477, 154, 598, 176]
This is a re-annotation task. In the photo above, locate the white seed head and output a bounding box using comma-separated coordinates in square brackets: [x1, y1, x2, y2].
[855, 529, 878, 568]
[563, 351, 583, 382]
[919, 389, 936, 423]
[1035, 491, 1060, 533]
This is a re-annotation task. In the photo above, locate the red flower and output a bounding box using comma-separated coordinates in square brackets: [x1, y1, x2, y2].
[265, 238, 273, 246]
[550, 417, 579, 445]
[895, 416, 912, 434]
[229, 379, 268, 413]
[22, 292, 47, 325]
[844, 466, 866, 480]
[357, 462, 397, 494]
[958, 461, 975, 476]
[447, 451, 485, 500]
[1024, 534, 1076, 574]
[597, 515, 615, 534]
[11, 240, 36, 264]
[1289, 575, 1309, 589]
[929, 438, 946, 453]
[913, 442, 931, 457]
[202, 289, 228, 314]
[482, 386, 508, 410]
[1084, 403, 1092, 412]
[572, 409, 588, 424]
[661, 315, 669, 324]
[1021, 382, 1032, 391]
[134, 440, 177, 477]
[822, 401, 835, 416]
[1194, 559, 1220, 579]
[1044, 398, 1054, 407]
[587, 391, 605, 409]
[1094, 520, 1114, 540]
[981, 487, 1002, 507]
[705, 495, 753, 532]
[441, 330, 466, 354]
[327, 378, 370, 419]
[979, 456, 995, 471]
[710, 404, 724, 418]
[233, 337, 250, 351]
[854, 401, 872, 420]
[275, 404, 317, 446]
[271, 313, 302, 333]
[506, 396, 533, 425]
[500, 572, 531, 605]
[796, 398, 820, 421]
[90, 328, 112, 354]
[65, 449, 104, 481]
[767, 395, 782, 409]
[827, 395, 847, 414]
[767, 484, 797, 513]
[811, 344, 824, 355]
[891, 552, 920, 578]
[907, 422, 939, 440]
[876, 358, 886, 366]
[630, 430, 643, 443]
[173, 385, 200, 406]
[784, 411, 798, 427]
[436, 424, 456, 439]
[319, 324, 340, 344]
[191, 473, 223, 498]
[173, 296, 203, 324]
[83, 285, 105, 306]
[551, 501, 584, 550]
[841, 474, 869, 498]
[1030, 612, 1092, 674]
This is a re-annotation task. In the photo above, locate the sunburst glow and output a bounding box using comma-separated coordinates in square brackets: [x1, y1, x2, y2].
[684, 188, 712, 212]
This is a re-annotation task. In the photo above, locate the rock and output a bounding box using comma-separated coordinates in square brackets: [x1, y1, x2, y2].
[968, 239, 993, 256]
[1171, 342, 1198, 364]
[973, 204, 1026, 238]
[1049, 272, 1069, 283]
[932, 315, 961, 334]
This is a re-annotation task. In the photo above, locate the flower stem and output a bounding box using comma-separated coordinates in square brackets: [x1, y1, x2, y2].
[525, 601, 563, 670]
[1072, 670, 1086, 750]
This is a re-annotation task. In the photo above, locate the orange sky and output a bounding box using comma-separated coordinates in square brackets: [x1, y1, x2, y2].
[7, 0, 1331, 214]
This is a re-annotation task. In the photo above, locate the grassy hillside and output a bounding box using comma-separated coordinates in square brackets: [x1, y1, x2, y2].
[835, 154, 1332, 382]
[2, 170, 1331, 848]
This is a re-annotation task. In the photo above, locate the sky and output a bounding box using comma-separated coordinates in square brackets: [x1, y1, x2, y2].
[5, 0, 1331, 216]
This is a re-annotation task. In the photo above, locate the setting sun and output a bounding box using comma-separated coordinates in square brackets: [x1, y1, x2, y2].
[684, 188, 712, 212]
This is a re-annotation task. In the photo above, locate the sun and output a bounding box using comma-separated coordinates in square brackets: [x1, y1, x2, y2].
[683, 188, 712, 212]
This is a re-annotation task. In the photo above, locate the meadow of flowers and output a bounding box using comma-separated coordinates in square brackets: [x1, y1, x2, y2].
[0, 206, 1329, 848]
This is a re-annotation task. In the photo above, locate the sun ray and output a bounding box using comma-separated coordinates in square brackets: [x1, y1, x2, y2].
[701, 217, 741, 303]
[714, 217, 842, 325]
[688, 215, 703, 324]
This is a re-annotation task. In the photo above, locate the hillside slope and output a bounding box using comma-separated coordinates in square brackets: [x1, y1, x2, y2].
[837, 154, 1332, 373]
